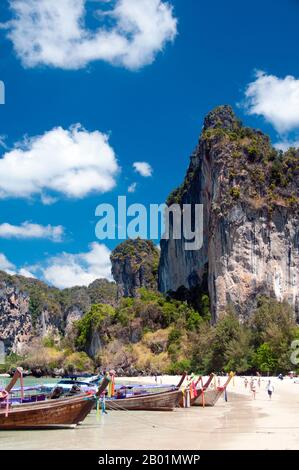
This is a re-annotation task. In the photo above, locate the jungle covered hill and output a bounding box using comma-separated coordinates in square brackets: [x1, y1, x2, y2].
[2, 288, 299, 377]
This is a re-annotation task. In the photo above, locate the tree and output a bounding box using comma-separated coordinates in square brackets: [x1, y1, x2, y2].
[224, 328, 253, 373]
[252, 343, 277, 374]
[250, 297, 297, 371]
[207, 311, 244, 372]
[251, 297, 296, 347]
[76, 304, 115, 350]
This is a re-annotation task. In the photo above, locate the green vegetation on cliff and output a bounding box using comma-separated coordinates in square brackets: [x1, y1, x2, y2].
[76, 303, 116, 350]
[2, 286, 297, 376]
[73, 290, 298, 375]
[74, 288, 205, 374]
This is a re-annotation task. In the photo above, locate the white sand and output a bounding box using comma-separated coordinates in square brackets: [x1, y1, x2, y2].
[113, 374, 299, 450]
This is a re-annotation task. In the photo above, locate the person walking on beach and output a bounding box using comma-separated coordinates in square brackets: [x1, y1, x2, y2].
[257, 377, 261, 388]
[244, 378, 248, 389]
[266, 380, 274, 400]
[251, 379, 257, 400]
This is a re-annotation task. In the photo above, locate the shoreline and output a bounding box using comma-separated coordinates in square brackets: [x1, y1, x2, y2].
[1, 375, 298, 449]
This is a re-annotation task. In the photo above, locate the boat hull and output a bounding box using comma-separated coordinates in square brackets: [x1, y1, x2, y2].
[105, 389, 182, 411]
[0, 394, 95, 429]
[193, 389, 222, 407]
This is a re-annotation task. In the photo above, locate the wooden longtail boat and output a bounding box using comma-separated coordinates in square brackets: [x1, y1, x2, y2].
[179, 373, 215, 407]
[105, 388, 182, 411]
[193, 373, 234, 407]
[105, 373, 186, 412]
[0, 370, 110, 429]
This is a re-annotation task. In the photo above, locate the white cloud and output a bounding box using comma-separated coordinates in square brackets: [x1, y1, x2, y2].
[40, 194, 58, 206]
[18, 268, 36, 279]
[133, 161, 153, 177]
[0, 124, 119, 202]
[0, 253, 15, 274]
[274, 140, 299, 152]
[0, 222, 64, 242]
[128, 182, 137, 193]
[6, 0, 177, 70]
[0, 253, 36, 278]
[41, 242, 112, 288]
[243, 71, 299, 134]
[0, 242, 111, 286]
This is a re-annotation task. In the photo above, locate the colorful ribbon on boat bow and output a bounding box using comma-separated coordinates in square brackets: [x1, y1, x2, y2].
[107, 373, 115, 398]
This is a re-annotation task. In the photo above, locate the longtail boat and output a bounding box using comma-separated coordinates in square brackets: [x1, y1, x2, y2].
[0, 372, 103, 406]
[0, 369, 110, 429]
[179, 373, 215, 407]
[105, 373, 186, 411]
[193, 373, 234, 407]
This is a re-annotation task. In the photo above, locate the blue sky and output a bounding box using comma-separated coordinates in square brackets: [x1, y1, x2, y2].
[0, 0, 299, 288]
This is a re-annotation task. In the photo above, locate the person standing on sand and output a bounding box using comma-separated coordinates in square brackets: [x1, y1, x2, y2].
[258, 377, 261, 388]
[251, 379, 257, 400]
[244, 378, 248, 389]
[266, 380, 274, 400]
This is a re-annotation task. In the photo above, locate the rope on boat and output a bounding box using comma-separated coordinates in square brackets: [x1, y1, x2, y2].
[97, 398, 232, 435]
[95, 375, 238, 435]
[104, 399, 135, 413]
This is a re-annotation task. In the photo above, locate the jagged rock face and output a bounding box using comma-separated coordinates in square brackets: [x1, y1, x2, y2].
[0, 271, 118, 354]
[88, 330, 101, 358]
[111, 239, 159, 298]
[159, 105, 299, 321]
[0, 282, 63, 354]
[0, 283, 33, 355]
[208, 204, 299, 321]
[34, 309, 62, 342]
[159, 148, 208, 293]
[65, 306, 84, 338]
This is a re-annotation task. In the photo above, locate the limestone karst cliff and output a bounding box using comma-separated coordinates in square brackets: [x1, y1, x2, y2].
[0, 271, 117, 354]
[111, 239, 160, 298]
[0, 283, 32, 355]
[159, 105, 299, 321]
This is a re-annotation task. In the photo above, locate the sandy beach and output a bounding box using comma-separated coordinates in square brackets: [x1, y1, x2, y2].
[0, 375, 298, 450]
